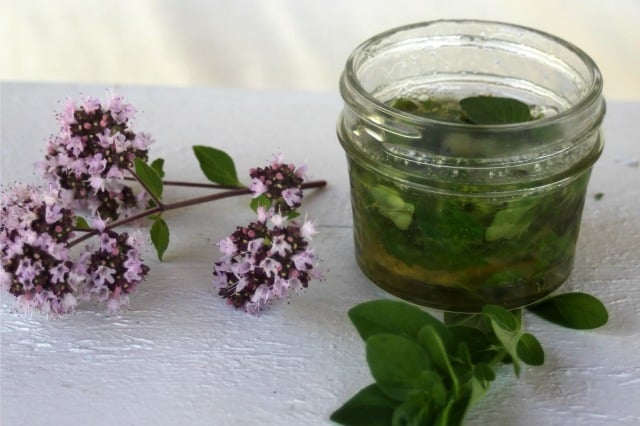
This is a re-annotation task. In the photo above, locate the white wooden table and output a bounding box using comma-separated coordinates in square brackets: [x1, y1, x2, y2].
[1, 82, 639, 425]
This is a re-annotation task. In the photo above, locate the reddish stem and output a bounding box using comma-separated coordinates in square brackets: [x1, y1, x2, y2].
[123, 176, 242, 190]
[67, 179, 327, 248]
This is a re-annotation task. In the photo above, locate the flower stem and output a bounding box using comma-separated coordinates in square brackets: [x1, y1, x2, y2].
[66, 179, 327, 248]
[123, 176, 243, 190]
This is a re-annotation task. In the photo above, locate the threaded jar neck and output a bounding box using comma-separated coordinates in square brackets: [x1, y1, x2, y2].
[338, 20, 605, 191]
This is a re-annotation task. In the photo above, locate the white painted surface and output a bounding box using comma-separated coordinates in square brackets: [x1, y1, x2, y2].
[1, 83, 639, 425]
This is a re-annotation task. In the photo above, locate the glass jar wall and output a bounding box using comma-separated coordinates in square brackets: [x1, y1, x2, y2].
[338, 20, 605, 312]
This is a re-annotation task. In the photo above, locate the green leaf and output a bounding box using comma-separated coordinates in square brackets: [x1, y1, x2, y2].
[192, 145, 242, 187]
[469, 362, 495, 406]
[348, 300, 448, 344]
[287, 210, 301, 220]
[481, 305, 519, 333]
[485, 204, 535, 241]
[369, 185, 414, 230]
[439, 363, 494, 426]
[392, 404, 421, 426]
[527, 292, 608, 329]
[417, 370, 448, 406]
[517, 333, 545, 366]
[459, 96, 532, 125]
[392, 394, 433, 426]
[448, 326, 495, 365]
[134, 158, 163, 201]
[418, 326, 459, 398]
[250, 194, 272, 213]
[366, 334, 431, 401]
[482, 305, 522, 377]
[150, 217, 170, 261]
[330, 384, 396, 426]
[75, 216, 90, 230]
[150, 158, 165, 178]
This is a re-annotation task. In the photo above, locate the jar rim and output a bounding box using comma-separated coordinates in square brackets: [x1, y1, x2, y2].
[341, 19, 604, 132]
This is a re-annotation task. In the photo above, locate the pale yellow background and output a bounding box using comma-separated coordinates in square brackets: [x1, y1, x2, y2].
[2, 0, 639, 100]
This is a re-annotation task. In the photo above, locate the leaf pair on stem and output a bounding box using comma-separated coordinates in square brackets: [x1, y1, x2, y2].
[125, 146, 243, 261]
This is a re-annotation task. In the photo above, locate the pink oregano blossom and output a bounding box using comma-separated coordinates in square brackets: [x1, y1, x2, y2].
[0, 184, 151, 315]
[84, 230, 149, 312]
[213, 155, 321, 314]
[249, 154, 305, 215]
[0, 185, 82, 314]
[37, 94, 153, 221]
[213, 209, 320, 314]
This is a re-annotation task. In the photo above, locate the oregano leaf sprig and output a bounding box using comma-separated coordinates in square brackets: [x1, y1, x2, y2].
[332, 294, 607, 425]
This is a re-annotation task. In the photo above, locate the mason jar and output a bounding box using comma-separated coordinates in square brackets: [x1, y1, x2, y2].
[337, 20, 605, 312]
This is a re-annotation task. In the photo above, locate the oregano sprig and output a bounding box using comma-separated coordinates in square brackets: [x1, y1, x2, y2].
[332, 293, 607, 425]
[1, 93, 327, 315]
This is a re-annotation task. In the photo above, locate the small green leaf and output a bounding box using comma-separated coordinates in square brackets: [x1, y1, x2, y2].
[250, 194, 272, 213]
[482, 306, 522, 377]
[418, 326, 459, 398]
[460, 96, 532, 125]
[392, 393, 433, 426]
[436, 362, 493, 426]
[287, 210, 301, 220]
[75, 216, 90, 230]
[485, 204, 535, 241]
[150, 217, 170, 261]
[192, 145, 242, 187]
[448, 326, 495, 365]
[417, 370, 448, 406]
[390, 97, 421, 113]
[348, 300, 447, 344]
[366, 334, 431, 401]
[517, 333, 545, 366]
[469, 362, 495, 406]
[134, 158, 163, 201]
[481, 305, 519, 332]
[493, 328, 521, 377]
[369, 185, 414, 230]
[150, 158, 165, 178]
[330, 384, 396, 426]
[527, 292, 608, 329]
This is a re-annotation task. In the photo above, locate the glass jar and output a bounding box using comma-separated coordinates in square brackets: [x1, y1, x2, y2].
[337, 20, 605, 312]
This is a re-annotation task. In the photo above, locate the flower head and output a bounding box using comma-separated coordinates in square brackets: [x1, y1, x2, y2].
[0, 185, 83, 315]
[249, 154, 305, 215]
[84, 230, 149, 312]
[38, 94, 153, 221]
[213, 213, 320, 314]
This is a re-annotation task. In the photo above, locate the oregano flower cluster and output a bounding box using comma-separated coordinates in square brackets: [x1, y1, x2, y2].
[37, 94, 153, 220]
[84, 228, 149, 312]
[0, 185, 146, 314]
[1, 94, 326, 317]
[213, 206, 320, 314]
[249, 154, 305, 215]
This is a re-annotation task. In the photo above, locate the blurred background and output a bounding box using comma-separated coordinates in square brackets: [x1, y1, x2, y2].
[1, 0, 639, 100]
